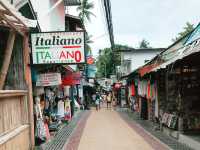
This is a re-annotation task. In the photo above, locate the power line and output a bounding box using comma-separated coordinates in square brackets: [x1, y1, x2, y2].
[102, 0, 115, 51]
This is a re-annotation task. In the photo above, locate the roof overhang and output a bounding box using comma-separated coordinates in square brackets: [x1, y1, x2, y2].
[0, 0, 37, 36]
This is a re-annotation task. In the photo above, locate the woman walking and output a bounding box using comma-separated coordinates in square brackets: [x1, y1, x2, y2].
[106, 92, 112, 109]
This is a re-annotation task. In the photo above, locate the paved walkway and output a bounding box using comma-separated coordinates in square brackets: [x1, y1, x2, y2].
[77, 108, 163, 150]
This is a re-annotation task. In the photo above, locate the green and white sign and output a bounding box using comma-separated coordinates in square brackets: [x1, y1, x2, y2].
[31, 32, 85, 64]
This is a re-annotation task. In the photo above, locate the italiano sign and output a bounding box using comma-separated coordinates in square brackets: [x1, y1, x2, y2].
[31, 32, 85, 64]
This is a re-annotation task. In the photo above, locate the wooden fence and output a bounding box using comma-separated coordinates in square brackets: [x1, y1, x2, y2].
[0, 90, 30, 150]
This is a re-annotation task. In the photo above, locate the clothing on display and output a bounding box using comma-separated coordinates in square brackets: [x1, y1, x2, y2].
[138, 80, 157, 100]
[57, 100, 65, 118]
[161, 113, 178, 129]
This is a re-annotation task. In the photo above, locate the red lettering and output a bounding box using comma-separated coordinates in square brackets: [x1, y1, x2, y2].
[67, 51, 74, 59]
[75, 51, 81, 62]
[60, 51, 66, 59]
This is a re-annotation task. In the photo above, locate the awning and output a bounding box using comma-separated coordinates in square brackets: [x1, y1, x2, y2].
[144, 37, 200, 74]
[0, 0, 37, 35]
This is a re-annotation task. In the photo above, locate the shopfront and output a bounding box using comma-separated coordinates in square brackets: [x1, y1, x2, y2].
[30, 31, 85, 146]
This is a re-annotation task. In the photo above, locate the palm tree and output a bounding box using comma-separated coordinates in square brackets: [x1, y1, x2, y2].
[85, 34, 93, 55]
[77, 0, 95, 23]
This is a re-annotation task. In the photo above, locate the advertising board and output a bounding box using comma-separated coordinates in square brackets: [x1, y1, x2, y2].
[31, 32, 85, 64]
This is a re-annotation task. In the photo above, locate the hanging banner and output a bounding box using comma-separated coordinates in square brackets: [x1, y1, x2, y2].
[36, 73, 61, 86]
[31, 31, 85, 64]
[62, 72, 81, 85]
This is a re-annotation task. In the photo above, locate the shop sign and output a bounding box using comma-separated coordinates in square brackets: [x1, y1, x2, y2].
[87, 56, 94, 64]
[31, 32, 85, 64]
[36, 73, 61, 86]
[62, 72, 81, 85]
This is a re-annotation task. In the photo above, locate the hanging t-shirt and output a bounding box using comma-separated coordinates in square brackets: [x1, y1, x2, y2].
[131, 82, 135, 96]
[147, 81, 151, 99]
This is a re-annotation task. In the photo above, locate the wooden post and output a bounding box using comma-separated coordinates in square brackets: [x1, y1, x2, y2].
[165, 67, 169, 103]
[0, 30, 16, 89]
[23, 33, 35, 149]
[178, 65, 184, 134]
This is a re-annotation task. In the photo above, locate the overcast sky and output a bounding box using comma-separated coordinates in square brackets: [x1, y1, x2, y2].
[83, 0, 200, 57]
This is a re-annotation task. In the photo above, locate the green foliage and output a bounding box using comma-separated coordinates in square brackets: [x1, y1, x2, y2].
[172, 22, 194, 42]
[77, 0, 96, 23]
[85, 34, 93, 55]
[96, 44, 130, 78]
[139, 39, 151, 48]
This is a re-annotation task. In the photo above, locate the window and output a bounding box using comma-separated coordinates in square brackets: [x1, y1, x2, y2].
[0, 28, 27, 90]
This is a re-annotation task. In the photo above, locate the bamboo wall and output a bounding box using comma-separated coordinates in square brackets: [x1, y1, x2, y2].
[0, 91, 30, 150]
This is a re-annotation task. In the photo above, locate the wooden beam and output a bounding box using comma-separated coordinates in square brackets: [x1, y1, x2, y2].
[23, 34, 35, 149]
[0, 22, 27, 31]
[0, 125, 29, 145]
[0, 1, 27, 28]
[0, 90, 27, 98]
[0, 30, 16, 90]
[0, 9, 12, 16]
[0, 13, 24, 36]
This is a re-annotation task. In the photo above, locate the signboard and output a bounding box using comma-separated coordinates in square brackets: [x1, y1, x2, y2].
[87, 56, 94, 64]
[31, 32, 85, 64]
[36, 73, 61, 86]
[62, 72, 81, 85]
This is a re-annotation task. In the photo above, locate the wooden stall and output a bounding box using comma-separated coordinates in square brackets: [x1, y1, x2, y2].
[0, 1, 35, 150]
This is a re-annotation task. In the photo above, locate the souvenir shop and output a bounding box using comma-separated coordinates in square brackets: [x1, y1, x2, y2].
[32, 66, 74, 145]
[174, 52, 200, 134]
[127, 79, 139, 112]
[30, 30, 85, 145]
[137, 77, 158, 121]
[156, 68, 179, 134]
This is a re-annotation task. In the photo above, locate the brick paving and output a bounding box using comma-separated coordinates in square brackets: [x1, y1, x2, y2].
[117, 109, 169, 150]
[77, 108, 159, 150]
[41, 110, 91, 150]
[64, 111, 91, 150]
[65, 107, 193, 150]
[117, 108, 194, 150]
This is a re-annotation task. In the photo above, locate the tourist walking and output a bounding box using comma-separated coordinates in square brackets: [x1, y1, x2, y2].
[106, 92, 112, 109]
[95, 92, 100, 111]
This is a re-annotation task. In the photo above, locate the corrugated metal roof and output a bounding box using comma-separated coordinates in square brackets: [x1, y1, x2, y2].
[64, 0, 81, 6]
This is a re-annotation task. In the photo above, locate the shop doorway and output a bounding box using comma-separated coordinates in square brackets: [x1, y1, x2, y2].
[141, 97, 148, 120]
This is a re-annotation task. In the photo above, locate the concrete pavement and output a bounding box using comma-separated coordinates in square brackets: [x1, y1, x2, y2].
[78, 108, 155, 150]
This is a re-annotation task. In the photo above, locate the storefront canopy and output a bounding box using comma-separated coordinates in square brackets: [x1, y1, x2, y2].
[139, 23, 200, 76]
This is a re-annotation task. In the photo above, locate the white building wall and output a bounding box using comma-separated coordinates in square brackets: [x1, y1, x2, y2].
[122, 51, 161, 75]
